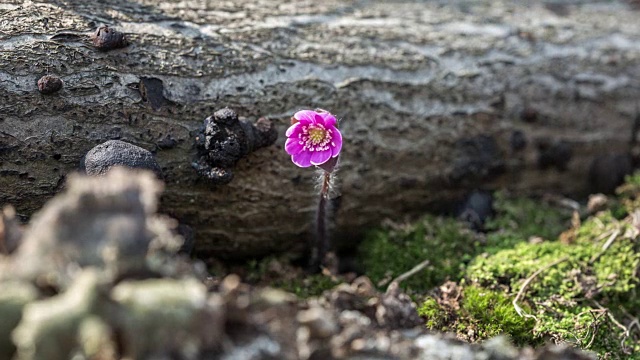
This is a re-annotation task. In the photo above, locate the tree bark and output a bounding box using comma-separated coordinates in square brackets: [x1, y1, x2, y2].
[1, 0, 639, 258]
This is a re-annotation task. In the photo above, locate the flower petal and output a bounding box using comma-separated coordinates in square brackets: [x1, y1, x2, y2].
[285, 122, 302, 137]
[292, 151, 313, 167]
[294, 110, 317, 124]
[317, 112, 337, 127]
[310, 149, 332, 166]
[330, 127, 342, 157]
[285, 138, 303, 155]
[314, 113, 325, 125]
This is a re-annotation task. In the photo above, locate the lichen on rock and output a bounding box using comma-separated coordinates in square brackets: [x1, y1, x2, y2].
[6, 168, 170, 286]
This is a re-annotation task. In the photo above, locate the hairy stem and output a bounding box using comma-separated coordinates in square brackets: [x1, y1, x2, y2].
[310, 170, 331, 272]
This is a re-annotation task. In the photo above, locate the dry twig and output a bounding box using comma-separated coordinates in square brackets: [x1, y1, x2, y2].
[512, 257, 569, 319]
[592, 300, 631, 353]
[387, 259, 430, 292]
[589, 228, 621, 264]
[619, 305, 640, 333]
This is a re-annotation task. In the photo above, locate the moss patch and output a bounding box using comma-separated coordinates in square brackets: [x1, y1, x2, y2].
[273, 274, 340, 298]
[358, 215, 480, 292]
[616, 172, 640, 217]
[464, 210, 640, 357]
[357, 193, 571, 293]
[482, 192, 571, 254]
[359, 182, 640, 358]
[419, 283, 536, 346]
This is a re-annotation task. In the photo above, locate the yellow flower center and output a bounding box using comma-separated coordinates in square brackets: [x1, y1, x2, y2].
[308, 128, 326, 145]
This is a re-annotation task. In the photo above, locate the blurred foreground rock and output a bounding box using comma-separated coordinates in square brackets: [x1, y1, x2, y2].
[0, 169, 595, 359]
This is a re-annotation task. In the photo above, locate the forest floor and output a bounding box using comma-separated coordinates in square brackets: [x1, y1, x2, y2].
[231, 175, 640, 359]
[1, 169, 639, 359]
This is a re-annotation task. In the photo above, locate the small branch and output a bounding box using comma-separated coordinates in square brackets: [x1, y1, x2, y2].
[584, 309, 605, 349]
[619, 305, 640, 333]
[592, 300, 631, 352]
[387, 259, 430, 292]
[589, 228, 620, 264]
[600, 228, 620, 251]
[513, 257, 569, 319]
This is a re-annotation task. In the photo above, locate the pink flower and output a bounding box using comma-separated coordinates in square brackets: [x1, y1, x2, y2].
[285, 110, 342, 168]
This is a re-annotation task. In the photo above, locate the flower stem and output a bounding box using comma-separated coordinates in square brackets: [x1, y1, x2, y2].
[311, 170, 331, 272]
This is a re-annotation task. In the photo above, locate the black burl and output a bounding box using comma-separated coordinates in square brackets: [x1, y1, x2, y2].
[91, 25, 128, 51]
[37, 75, 63, 94]
[192, 107, 277, 185]
[81, 140, 162, 177]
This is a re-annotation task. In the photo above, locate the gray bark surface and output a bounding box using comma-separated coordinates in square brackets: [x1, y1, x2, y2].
[1, 0, 639, 258]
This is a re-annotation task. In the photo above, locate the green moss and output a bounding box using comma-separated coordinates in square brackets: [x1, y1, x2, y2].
[468, 241, 585, 297]
[273, 274, 340, 298]
[462, 286, 536, 345]
[417, 297, 447, 329]
[254, 179, 640, 358]
[419, 285, 535, 345]
[358, 194, 571, 293]
[418, 213, 640, 357]
[615, 172, 640, 217]
[488, 192, 569, 239]
[483, 192, 571, 254]
[465, 212, 640, 358]
[358, 215, 479, 292]
[358, 176, 640, 358]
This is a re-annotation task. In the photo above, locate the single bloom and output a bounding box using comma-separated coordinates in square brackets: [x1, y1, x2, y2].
[285, 109, 342, 168]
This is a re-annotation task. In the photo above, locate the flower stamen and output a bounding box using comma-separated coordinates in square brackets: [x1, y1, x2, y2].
[301, 124, 332, 152]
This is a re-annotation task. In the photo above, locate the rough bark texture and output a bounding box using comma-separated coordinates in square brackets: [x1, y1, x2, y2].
[0, 0, 639, 258]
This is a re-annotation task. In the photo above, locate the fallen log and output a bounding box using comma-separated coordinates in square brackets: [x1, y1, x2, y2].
[0, 0, 639, 258]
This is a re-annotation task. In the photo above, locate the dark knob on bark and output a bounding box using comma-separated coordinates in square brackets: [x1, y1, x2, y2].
[192, 107, 278, 185]
[91, 25, 128, 51]
[37, 75, 63, 94]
